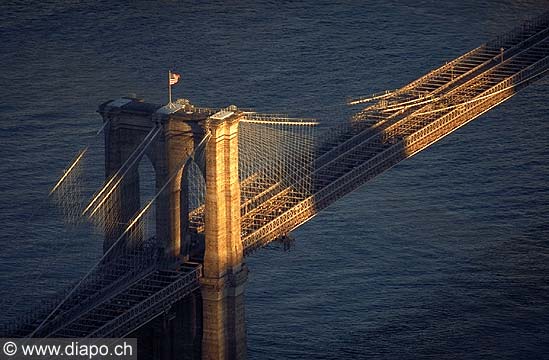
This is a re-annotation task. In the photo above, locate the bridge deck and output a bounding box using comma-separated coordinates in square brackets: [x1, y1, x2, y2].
[51, 268, 199, 338]
[239, 12, 549, 253]
[4, 253, 201, 339]
[182, 13, 549, 254]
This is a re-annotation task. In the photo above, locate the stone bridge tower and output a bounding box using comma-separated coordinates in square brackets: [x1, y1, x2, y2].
[98, 98, 248, 360]
[201, 109, 248, 360]
[99, 97, 207, 258]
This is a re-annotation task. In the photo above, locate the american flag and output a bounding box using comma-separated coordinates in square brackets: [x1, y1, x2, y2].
[169, 72, 181, 86]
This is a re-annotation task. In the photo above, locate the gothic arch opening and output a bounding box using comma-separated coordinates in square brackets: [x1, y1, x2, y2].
[137, 154, 157, 245]
[180, 158, 206, 259]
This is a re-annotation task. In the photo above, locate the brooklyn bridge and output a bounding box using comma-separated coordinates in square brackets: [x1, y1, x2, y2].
[1, 12, 548, 360]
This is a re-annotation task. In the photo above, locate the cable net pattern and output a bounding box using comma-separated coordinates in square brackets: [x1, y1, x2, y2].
[237, 114, 317, 238]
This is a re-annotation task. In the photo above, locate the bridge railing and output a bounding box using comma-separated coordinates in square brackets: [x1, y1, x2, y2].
[489, 10, 549, 49]
[36, 263, 158, 338]
[394, 10, 549, 99]
[88, 266, 202, 338]
[320, 40, 549, 225]
[317, 27, 548, 173]
[405, 53, 549, 156]
[3, 242, 163, 338]
[1, 285, 73, 337]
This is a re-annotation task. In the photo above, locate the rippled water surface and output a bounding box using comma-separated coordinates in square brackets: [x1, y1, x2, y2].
[1, 1, 548, 359]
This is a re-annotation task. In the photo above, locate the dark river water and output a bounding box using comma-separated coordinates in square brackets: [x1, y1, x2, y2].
[1, 1, 549, 359]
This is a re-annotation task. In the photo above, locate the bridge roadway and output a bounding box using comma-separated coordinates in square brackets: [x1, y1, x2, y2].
[195, 12, 549, 253]
[4, 13, 548, 339]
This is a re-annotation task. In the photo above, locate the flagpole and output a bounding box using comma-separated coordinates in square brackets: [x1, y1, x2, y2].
[168, 70, 172, 105]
